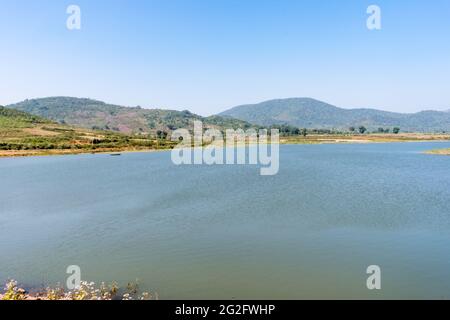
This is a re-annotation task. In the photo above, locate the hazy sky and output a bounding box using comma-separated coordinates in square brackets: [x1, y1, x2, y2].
[1, 0, 449, 115]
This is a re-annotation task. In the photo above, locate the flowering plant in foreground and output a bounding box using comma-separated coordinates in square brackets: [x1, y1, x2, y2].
[1, 280, 27, 300]
[1, 280, 156, 300]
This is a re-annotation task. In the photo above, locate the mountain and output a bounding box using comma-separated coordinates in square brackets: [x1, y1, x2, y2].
[9, 97, 450, 133]
[7, 97, 254, 134]
[220, 98, 450, 132]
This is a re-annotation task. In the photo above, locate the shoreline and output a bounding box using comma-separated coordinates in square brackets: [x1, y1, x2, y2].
[0, 134, 449, 159]
[0, 147, 172, 159]
[0, 280, 154, 301]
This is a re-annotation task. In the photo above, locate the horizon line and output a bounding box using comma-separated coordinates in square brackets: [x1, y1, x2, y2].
[4, 96, 449, 116]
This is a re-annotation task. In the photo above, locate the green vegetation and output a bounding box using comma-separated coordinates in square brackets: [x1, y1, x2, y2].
[0, 279, 156, 300]
[220, 97, 450, 132]
[0, 106, 51, 128]
[1, 102, 449, 158]
[0, 105, 177, 156]
[7, 97, 256, 135]
[280, 132, 450, 145]
[377, 127, 390, 133]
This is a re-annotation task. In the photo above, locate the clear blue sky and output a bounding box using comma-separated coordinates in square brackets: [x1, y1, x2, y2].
[1, 0, 449, 115]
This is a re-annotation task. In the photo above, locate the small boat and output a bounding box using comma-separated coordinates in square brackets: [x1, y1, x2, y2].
[110, 153, 122, 156]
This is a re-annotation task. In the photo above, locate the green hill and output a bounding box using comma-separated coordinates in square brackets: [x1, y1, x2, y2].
[0, 105, 177, 156]
[8, 97, 450, 134]
[7, 97, 254, 134]
[220, 98, 450, 132]
[0, 105, 52, 128]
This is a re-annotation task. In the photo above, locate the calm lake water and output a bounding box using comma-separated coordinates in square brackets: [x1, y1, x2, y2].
[1, 142, 450, 299]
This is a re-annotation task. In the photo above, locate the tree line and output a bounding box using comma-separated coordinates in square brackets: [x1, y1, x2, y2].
[147, 124, 402, 140]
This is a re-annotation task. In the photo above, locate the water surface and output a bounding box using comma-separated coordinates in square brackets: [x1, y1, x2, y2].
[1, 142, 450, 299]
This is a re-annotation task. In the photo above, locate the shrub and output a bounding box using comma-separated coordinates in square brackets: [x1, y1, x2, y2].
[1, 280, 27, 300]
[1, 280, 155, 301]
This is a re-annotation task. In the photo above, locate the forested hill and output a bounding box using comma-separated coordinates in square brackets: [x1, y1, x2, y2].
[220, 98, 450, 132]
[7, 97, 254, 134]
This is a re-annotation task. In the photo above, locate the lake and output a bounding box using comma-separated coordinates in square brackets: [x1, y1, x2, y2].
[1, 142, 450, 299]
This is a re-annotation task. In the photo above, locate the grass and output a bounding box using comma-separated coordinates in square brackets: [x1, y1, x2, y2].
[1, 108, 449, 158]
[0, 121, 178, 157]
[2, 130, 449, 158]
[0, 105, 181, 157]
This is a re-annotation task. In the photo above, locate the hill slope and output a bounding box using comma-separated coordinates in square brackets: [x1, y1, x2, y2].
[0, 105, 176, 156]
[8, 97, 253, 134]
[0, 105, 52, 128]
[220, 98, 450, 132]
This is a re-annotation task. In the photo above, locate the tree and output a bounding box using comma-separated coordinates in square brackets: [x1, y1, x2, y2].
[301, 128, 308, 137]
[393, 127, 400, 134]
[378, 127, 385, 133]
[157, 130, 168, 139]
[358, 126, 367, 134]
[349, 127, 356, 133]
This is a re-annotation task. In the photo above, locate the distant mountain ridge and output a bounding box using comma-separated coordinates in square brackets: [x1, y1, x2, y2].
[220, 98, 450, 132]
[7, 97, 450, 133]
[7, 97, 253, 134]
